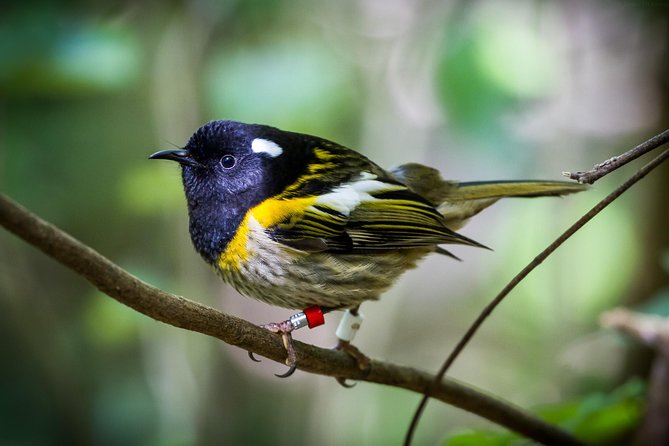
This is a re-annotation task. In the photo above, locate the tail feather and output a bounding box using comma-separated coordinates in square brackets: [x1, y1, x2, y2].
[452, 180, 587, 200]
[440, 180, 586, 230]
[389, 163, 587, 231]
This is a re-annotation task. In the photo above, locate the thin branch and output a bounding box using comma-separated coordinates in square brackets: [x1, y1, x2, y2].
[0, 193, 584, 446]
[405, 146, 669, 446]
[563, 128, 669, 184]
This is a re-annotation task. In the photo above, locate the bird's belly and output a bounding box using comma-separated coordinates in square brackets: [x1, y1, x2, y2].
[215, 218, 431, 309]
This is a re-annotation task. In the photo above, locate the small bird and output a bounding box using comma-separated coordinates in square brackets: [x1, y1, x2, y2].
[150, 120, 585, 376]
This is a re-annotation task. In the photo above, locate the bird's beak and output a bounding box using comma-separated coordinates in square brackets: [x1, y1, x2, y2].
[149, 149, 201, 167]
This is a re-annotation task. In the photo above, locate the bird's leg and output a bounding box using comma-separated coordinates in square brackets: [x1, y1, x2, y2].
[335, 307, 367, 365]
[249, 305, 326, 378]
[334, 307, 370, 387]
[259, 319, 298, 377]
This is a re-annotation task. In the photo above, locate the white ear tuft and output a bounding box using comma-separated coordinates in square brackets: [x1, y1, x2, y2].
[251, 138, 284, 157]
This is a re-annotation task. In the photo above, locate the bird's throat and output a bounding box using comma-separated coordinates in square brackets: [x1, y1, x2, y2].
[187, 199, 245, 265]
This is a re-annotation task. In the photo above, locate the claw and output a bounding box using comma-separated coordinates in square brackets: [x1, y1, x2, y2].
[275, 365, 297, 378]
[335, 340, 371, 371]
[248, 351, 262, 362]
[336, 377, 357, 388]
[331, 339, 371, 386]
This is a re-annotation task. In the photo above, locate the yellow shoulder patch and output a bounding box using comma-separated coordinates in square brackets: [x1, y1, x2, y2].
[218, 214, 252, 271]
[217, 196, 317, 271]
[252, 196, 317, 228]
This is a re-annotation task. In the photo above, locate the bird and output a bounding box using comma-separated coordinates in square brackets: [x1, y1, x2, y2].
[150, 120, 586, 377]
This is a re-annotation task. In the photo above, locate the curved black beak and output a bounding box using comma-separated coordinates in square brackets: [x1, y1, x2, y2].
[149, 149, 201, 167]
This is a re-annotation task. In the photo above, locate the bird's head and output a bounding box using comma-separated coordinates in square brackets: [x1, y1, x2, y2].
[150, 120, 307, 203]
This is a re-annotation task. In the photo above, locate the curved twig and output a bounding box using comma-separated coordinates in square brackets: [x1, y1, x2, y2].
[0, 192, 583, 446]
[564, 128, 669, 184]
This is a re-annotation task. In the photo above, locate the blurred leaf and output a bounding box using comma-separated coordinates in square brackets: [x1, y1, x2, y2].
[560, 203, 640, 321]
[435, 5, 558, 151]
[442, 379, 644, 445]
[540, 378, 644, 442]
[49, 25, 141, 92]
[0, 9, 141, 96]
[496, 199, 640, 328]
[436, 20, 517, 148]
[473, 12, 558, 98]
[204, 39, 359, 136]
[442, 431, 514, 446]
[84, 292, 142, 348]
[118, 164, 186, 215]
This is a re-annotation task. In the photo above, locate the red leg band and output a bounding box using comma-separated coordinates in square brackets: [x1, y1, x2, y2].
[304, 305, 325, 328]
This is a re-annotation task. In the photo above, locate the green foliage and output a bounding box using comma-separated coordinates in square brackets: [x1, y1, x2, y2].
[204, 38, 360, 137]
[118, 164, 186, 215]
[444, 431, 514, 446]
[84, 293, 143, 348]
[0, 8, 140, 96]
[443, 379, 645, 445]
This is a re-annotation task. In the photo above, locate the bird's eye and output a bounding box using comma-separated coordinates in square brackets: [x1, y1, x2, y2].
[220, 155, 236, 169]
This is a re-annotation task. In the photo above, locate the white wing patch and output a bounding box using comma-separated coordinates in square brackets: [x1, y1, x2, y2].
[315, 185, 361, 215]
[313, 172, 405, 215]
[251, 138, 284, 157]
[352, 178, 404, 194]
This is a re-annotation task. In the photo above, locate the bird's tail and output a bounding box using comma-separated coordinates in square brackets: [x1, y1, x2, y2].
[390, 163, 586, 231]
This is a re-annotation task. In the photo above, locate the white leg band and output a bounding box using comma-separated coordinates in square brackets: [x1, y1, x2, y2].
[335, 310, 364, 343]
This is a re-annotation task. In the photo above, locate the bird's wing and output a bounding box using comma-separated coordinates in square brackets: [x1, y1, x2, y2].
[345, 178, 484, 251]
[263, 171, 483, 253]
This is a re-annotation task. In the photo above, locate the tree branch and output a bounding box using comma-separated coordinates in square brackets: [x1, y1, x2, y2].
[0, 193, 584, 446]
[563, 128, 669, 184]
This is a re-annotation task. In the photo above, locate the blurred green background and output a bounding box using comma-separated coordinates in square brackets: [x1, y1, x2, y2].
[1, 1, 668, 445]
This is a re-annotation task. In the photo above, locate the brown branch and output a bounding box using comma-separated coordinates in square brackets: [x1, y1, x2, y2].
[563, 128, 669, 184]
[405, 146, 669, 445]
[0, 193, 584, 446]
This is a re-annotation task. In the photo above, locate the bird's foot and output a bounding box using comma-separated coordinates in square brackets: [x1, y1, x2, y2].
[247, 306, 326, 378]
[335, 339, 371, 370]
[333, 308, 369, 387]
[261, 320, 298, 378]
[334, 339, 371, 388]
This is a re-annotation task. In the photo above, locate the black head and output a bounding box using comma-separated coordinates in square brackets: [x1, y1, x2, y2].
[149, 120, 311, 262]
[151, 120, 309, 197]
